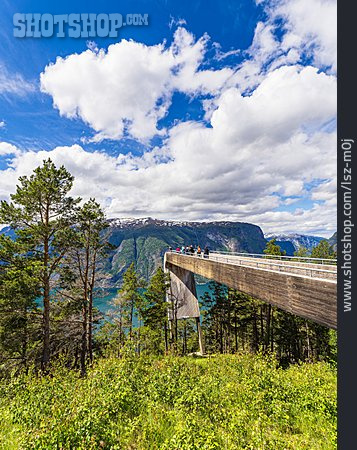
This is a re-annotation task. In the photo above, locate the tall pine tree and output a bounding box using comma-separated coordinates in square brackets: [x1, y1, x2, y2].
[0, 159, 79, 370]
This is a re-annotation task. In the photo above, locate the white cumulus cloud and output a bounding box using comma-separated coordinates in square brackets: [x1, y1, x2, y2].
[0, 63, 336, 236]
[40, 28, 233, 142]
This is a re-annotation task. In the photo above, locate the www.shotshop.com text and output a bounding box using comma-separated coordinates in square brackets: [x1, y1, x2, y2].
[341, 139, 353, 312]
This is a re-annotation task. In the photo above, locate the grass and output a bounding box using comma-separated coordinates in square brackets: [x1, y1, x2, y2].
[0, 353, 336, 449]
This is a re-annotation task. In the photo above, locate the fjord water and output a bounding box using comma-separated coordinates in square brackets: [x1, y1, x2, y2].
[94, 283, 210, 316]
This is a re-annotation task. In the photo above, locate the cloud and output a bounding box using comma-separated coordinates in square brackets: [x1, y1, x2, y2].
[311, 178, 336, 205]
[274, 0, 337, 71]
[0, 143, 23, 199]
[0, 64, 35, 96]
[226, 0, 336, 94]
[168, 16, 187, 29]
[247, 202, 336, 237]
[0, 120, 5, 128]
[211, 66, 336, 146]
[0, 63, 336, 236]
[40, 28, 233, 142]
[0, 142, 21, 156]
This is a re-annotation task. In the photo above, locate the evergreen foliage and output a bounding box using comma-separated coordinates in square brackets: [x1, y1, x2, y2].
[264, 238, 286, 256]
[311, 240, 337, 259]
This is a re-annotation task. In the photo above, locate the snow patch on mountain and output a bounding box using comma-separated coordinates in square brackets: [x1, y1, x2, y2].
[108, 217, 254, 229]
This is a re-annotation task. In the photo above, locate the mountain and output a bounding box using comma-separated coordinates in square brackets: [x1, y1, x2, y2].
[104, 218, 267, 285]
[328, 232, 337, 251]
[0, 225, 16, 239]
[272, 240, 296, 256]
[264, 233, 325, 255]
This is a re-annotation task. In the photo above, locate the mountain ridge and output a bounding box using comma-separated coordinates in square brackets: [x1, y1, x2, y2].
[104, 218, 267, 285]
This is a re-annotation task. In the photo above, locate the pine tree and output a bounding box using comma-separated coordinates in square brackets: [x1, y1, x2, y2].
[60, 199, 110, 375]
[142, 267, 170, 354]
[0, 159, 79, 370]
[0, 235, 41, 373]
[264, 238, 286, 256]
[117, 263, 146, 341]
[311, 240, 336, 259]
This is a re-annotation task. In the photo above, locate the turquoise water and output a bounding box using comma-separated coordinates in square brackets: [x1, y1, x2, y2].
[94, 283, 210, 317]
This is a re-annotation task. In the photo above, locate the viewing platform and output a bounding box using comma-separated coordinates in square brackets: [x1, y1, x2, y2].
[165, 251, 337, 329]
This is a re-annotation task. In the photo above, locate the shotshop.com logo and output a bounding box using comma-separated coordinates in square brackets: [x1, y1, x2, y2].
[13, 13, 149, 38]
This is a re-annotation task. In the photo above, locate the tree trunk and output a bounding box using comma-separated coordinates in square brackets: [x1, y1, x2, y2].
[164, 321, 168, 353]
[88, 252, 97, 364]
[227, 295, 231, 353]
[234, 309, 238, 353]
[129, 300, 134, 340]
[42, 277, 50, 370]
[175, 317, 178, 350]
[41, 209, 50, 371]
[270, 310, 274, 353]
[72, 344, 79, 369]
[260, 306, 264, 349]
[21, 308, 28, 370]
[80, 302, 87, 377]
[138, 318, 141, 356]
[88, 293, 93, 363]
[265, 304, 272, 353]
[252, 311, 259, 352]
[219, 322, 223, 354]
[196, 317, 205, 355]
[305, 320, 311, 361]
[118, 309, 123, 357]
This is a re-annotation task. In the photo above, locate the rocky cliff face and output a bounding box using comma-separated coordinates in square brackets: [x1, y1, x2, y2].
[104, 218, 267, 285]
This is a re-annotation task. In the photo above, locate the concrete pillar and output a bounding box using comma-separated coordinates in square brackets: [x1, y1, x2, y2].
[164, 253, 204, 354]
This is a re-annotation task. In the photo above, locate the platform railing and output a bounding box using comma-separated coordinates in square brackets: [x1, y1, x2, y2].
[209, 250, 337, 265]
[166, 250, 337, 280]
[168, 249, 336, 265]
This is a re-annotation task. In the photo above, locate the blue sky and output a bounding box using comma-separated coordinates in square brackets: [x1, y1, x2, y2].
[0, 0, 261, 151]
[0, 0, 337, 236]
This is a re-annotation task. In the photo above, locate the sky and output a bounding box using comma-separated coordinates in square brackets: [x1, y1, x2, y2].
[0, 0, 336, 237]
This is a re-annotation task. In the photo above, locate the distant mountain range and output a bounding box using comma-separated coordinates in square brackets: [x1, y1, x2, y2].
[0, 226, 15, 239]
[0, 218, 337, 285]
[264, 232, 336, 255]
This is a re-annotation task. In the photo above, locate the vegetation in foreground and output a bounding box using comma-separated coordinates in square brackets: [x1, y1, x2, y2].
[0, 353, 336, 450]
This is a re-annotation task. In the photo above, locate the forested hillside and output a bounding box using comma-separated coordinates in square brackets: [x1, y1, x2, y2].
[104, 218, 267, 284]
